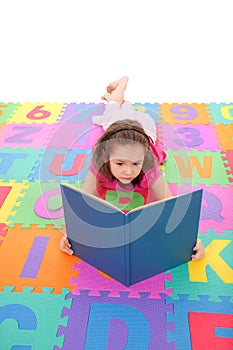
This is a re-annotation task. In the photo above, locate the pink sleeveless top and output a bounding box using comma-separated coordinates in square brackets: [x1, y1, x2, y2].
[88, 161, 162, 211]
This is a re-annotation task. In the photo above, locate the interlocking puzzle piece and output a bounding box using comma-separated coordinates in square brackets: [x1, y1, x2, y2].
[7, 181, 67, 228]
[213, 123, 233, 151]
[0, 223, 8, 246]
[0, 286, 71, 349]
[0, 223, 7, 234]
[0, 224, 78, 293]
[0, 180, 29, 223]
[208, 103, 233, 125]
[55, 291, 175, 350]
[45, 120, 103, 150]
[0, 146, 44, 182]
[59, 102, 105, 123]
[9, 102, 66, 124]
[164, 149, 231, 186]
[159, 103, 210, 125]
[199, 184, 233, 233]
[221, 150, 233, 182]
[31, 147, 91, 183]
[169, 183, 233, 233]
[166, 294, 233, 349]
[133, 103, 162, 149]
[133, 103, 160, 122]
[165, 230, 233, 301]
[162, 123, 219, 151]
[70, 259, 172, 299]
[0, 122, 57, 149]
[0, 102, 21, 123]
[189, 311, 233, 349]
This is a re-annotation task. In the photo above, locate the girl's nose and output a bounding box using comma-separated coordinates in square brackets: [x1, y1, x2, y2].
[124, 165, 133, 174]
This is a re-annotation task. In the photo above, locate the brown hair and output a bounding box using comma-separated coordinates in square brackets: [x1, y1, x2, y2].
[92, 119, 155, 182]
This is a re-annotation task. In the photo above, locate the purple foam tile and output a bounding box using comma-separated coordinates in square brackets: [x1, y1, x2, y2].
[59, 291, 175, 350]
[59, 103, 105, 123]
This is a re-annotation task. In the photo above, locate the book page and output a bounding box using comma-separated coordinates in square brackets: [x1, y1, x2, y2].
[61, 183, 123, 213]
[61, 184, 199, 216]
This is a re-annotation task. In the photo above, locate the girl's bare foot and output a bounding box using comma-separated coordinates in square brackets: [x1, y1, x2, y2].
[101, 76, 129, 103]
[101, 93, 111, 101]
[106, 78, 121, 93]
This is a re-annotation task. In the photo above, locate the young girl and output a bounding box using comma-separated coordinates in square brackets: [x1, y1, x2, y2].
[60, 76, 205, 260]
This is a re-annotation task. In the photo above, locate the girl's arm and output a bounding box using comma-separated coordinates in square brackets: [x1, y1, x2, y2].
[192, 240, 205, 260]
[151, 175, 173, 201]
[81, 170, 97, 195]
[60, 234, 73, 255]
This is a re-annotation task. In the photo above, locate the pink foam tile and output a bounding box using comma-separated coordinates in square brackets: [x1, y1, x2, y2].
[47, 121, 103, 150]
[162, 124, 219, 151]
[169, 183, 233, 233]
[70, 260, 172, 299]
[0, 123, 55, 149]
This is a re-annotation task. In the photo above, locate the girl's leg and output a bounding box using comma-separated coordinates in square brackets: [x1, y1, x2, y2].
[101, 76, 129, 103]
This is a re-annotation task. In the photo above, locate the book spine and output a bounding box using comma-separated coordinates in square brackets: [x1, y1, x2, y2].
[124, 215, 131, 286]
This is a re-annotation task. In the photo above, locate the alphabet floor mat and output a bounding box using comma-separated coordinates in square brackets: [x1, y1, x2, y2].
[0, 102, 232, 349]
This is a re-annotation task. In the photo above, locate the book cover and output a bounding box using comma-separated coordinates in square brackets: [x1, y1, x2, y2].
[60, 184, 203, 286]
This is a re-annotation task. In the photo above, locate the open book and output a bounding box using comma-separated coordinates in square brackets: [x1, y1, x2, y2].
[60, 184, 203, 286]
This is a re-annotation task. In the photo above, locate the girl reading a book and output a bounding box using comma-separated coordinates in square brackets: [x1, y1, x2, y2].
[60, 76, 204, 260]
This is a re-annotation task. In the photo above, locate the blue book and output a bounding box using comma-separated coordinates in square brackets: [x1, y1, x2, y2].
[60, 184, 203, 286]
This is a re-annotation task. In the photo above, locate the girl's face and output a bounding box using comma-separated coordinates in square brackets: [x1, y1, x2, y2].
[109, 143, 145, 184]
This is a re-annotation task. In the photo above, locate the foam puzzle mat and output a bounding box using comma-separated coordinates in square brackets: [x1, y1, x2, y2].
[0, 102, 232, 349]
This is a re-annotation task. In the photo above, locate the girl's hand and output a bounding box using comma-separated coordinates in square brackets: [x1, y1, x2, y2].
[60, 235, 73, 255]
[192, 240, 205, 260]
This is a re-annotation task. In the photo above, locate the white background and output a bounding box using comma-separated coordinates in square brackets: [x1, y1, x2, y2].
[1, 0, 232, 103]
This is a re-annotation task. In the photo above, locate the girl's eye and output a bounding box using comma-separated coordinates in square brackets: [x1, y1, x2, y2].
[116, 162, 123, 166]
[134, 163, 141, 166]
